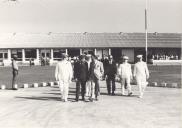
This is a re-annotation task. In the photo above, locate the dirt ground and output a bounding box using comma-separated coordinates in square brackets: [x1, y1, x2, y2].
[0, 81, 181, 128]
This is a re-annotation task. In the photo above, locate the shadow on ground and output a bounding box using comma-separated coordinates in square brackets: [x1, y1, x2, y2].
[15, 96, 75, 102]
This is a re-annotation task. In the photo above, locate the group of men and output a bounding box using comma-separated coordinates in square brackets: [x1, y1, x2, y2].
[55, 53, 149, 102]
[11, 52, 149, 102]
[55, 53, 104, 102]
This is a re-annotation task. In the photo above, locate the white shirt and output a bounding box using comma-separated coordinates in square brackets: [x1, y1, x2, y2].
[12, 60, 18, 71]
[86, 60, 91, 70]
[118, 63, 132, 78]
[55, 60, 73, 83]
[133, 61, 149, 79]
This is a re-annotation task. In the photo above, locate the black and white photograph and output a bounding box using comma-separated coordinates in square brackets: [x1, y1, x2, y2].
[0, 0, 181, 128]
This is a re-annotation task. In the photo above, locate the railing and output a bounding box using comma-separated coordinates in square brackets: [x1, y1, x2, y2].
[152, 60, 182, 65]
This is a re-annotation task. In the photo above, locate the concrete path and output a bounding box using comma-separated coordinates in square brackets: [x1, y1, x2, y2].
[0, 81, 181, 128]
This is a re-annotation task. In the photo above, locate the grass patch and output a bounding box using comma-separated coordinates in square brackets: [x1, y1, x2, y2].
[0, 65, 181, 89]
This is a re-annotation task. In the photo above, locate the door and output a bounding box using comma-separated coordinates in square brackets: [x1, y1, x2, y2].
[111, 48, 122, 63]
[68, 49, 80, 57]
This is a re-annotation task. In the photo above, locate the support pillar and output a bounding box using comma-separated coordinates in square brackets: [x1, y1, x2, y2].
[22, 49, 25, 63]
[181, 46, 182, 60]
[34, 49, 40, 65]
[109, 48, 111, 55]
[8, 49, 11, 61]
[50, 49, 53, 60]
[49, 49, 54, 66]
[36, 49, 39, 61]
[65, 49, 68, 55]
[4, 49, 12, 66]
[80, 49, 82, 55]
[94, 49, 97, 55]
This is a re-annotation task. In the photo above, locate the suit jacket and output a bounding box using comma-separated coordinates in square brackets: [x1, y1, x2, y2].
[118, 63, 132, 79]
[74, 61, 88, 81]
[89, 60, 104, 80]
[133, 61, 149, 80]
[55, 60, 73, 83]
[105, 60, 117, 78]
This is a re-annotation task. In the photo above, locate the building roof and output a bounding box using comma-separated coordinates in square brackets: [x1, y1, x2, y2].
[0, 33, 181, 49]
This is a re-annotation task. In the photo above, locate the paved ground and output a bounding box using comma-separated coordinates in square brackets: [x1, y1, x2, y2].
[0, 81, 181, 128]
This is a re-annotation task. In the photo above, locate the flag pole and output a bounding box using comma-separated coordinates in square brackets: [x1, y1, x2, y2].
[145, 0, 148, 62]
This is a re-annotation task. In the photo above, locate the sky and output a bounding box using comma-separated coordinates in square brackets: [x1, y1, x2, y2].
[0, 0, 181, 33]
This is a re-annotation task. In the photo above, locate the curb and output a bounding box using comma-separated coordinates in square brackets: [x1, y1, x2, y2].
[42, 82, 47, 87]
[1, 81, 179, 90]
[160, 82, 167, 87]
[23, 84, 29, 88]
[33, 83, 39, 88]
[14, 84, 18, 89]
[0, 85, 6, 90]
[149, 82, 180, 88]
[49, 82, 54, 87]
[168, 83, 178, 88]
[150, 82, 157, 87]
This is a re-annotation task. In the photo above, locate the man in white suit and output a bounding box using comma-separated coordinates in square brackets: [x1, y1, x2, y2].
[118, 56, 133, 96]
[133, 55, 149, 98]
[55, 53, 73, 102]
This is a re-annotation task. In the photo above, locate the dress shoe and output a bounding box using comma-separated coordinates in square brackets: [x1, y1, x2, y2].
[95, 98, 99, 101]
[112, 92, 115, 96]
[12, 88, 18, 90]
[138, 95, 143, 98]
[128, 92, 133, 96]
[89, 98, 93, 102]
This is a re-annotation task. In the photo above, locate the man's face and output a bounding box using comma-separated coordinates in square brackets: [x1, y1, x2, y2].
[137, 57, 142, 61]
[124, 59, 128, 62]
[92, 57, 96, 62]
[81, 58, 85, 62]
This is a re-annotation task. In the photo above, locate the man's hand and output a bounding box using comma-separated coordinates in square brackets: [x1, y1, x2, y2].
[130, 76, 133, 80]
[146, 75, 149, 80]
[75, 78, 78, 82]
[105, 75, 108, 80]
[133, 76, 136, 80]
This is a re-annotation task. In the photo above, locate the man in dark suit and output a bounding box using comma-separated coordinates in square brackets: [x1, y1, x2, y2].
[74, 55, 88, 101]
[105, 55, 117, 95]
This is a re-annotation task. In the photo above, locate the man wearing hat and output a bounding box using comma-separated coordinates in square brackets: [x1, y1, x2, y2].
[118, 56, 133, 96]
[74, 55, 88, 101]
[133, 55, 149, 98]
[55, 53, 73, 102]
[105, 55, 117, 95]
[12, 55, 19, 90]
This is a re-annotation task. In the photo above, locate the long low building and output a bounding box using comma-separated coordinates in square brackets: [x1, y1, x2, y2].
[0, 32, 181, 66]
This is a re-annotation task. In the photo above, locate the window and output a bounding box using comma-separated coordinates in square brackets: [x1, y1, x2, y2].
[11, 49, 22, 61]
[53, 49, 66, 59]
[25, 49, 36, 58]
[46, 53, 50, 58]
[0, 53, 3, 58]
[0, 49, 8, 60]
[4, 53, 8, 59]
